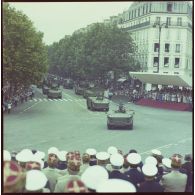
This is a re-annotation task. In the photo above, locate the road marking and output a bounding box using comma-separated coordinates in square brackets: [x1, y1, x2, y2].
[140, 138, 192, 155]
[63, 99, 68, 101]
[67, 99, 73, 101]
[20, 102, 40, 113]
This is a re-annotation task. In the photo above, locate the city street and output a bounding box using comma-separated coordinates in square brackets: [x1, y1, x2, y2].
[3, 86, 192, 160]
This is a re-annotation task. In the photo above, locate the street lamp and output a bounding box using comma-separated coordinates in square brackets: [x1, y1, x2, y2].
[153, 22, 168, 73]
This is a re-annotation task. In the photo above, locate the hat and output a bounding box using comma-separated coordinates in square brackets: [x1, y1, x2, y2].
[15, 149, 33, 163]
[162, 158, 172, 169]
[4, 161, 25, 193]
[25, 170, 47, 191]
[48, 147, 59, 156]
[96, 152, 110, 161]
[145, 156, 158, 166]
[58, 151, 68, 162]
[81, 165, 109, 190]
[110, 154, 124, 167]
[4, 150, 11, 161]
[171, 154, 182, 168]
[107, 146, 118, 155]
[68, 158, 81, 172]
[65, 179, 88, 193]
[142, 164, 158, 177]
[34, 151, 45, 160]
[26, 155, 44, 170]
[127, 153, 141, 165]
[96, 179, 136, 192]
[151, 149, 161, 156]
[86, 148, 97, 156]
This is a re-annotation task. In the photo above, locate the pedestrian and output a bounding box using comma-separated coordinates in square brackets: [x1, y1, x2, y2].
[54, 156, 81, 192]
[81, 165, 109, 192]
[25, 170, 50, 192]
[85, 148, 97, 166]
[160, 154, 187, 192]
[138, 164, 164, 192]
[124, 153, 145, 190]
[7, 101, 12, 114]
[42, 147, 61, 192]
[3, 161, 26, 193]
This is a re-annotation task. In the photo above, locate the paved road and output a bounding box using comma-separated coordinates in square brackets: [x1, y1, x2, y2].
[3, 86, 192, 160]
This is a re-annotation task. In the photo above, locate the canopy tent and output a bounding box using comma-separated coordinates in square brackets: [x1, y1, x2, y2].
[129, 72, 192, 88]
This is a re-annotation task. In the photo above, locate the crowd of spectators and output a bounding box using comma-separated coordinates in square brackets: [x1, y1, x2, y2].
[143, 87, 192, 104]
[106, 82, 192, 105]
[3, 146, 192, 193]
[3, 87, 35, 114]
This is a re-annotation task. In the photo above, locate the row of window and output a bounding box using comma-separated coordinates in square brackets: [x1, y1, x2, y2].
[154, 43, 180, 53]
[155, 17, 182, 26]
[153, 57, 180, 68]
[123, 3, 152, 21]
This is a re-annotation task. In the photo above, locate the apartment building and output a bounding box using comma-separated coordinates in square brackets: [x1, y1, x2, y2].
[109, 1, 192, 88]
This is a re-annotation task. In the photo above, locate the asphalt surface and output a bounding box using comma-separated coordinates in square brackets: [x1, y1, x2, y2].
[3, 86, 192, 160]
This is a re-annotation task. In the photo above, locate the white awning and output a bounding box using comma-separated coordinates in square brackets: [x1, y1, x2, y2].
[129, 72, 192, 87]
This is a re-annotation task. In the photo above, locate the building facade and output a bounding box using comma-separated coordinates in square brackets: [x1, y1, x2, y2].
[108, 1, 192, 88]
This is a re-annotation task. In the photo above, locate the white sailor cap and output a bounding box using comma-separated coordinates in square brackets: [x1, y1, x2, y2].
[151, 149, 161, 156]
[4, 150, 11, 161]
[96, 152, 110, 161]
[96, 179, 136, 192]
[81, 165, 109, 190]
[145, 156, 158, 166]
[142, 164, 158, 177]
[162, 158, 172, 169]
[58, 151, 68, 161]
[34, 151, 45, 160]
[110, 154, 124, 167]
[85, 148, 97, 156]
[25, 170, 48, 191]
[127, 153, 141, 165]
[16, 149, 33, 163]
[47, 147, 59, 155]
[30, 155, 44, 169]
[107, 146, 118, 155]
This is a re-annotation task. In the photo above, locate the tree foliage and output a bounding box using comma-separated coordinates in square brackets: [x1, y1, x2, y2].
[3, 3, 48, 95]
[48, 23, 140, 81]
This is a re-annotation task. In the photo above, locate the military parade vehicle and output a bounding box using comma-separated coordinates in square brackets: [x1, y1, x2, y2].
[87, 93, 109, 111]
[42, 85, 50, 95]
[63, 79, 74, 89]
[107, 95, 135, 130]
[47, 83, 62, 99]
[75, 81, 89, 95]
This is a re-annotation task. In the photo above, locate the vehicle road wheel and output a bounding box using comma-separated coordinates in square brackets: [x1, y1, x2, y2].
[129, 122, 133, 130]
[107, 124, 112, 130]
[105, 108, 109, 112]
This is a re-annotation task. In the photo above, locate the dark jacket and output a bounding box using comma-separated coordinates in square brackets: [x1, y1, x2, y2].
[109, 170, 130, 181]
[138, 180, 164, 192]
[124, 168, 145, 189]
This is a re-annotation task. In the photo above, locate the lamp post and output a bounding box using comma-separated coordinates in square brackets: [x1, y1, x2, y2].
[153, 22, 168, 73]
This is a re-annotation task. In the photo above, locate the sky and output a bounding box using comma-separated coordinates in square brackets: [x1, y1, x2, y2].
[9, 2, 133, 45]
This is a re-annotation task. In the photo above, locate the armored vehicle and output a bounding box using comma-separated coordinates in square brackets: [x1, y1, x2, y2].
[63, 79, 74, 89]
[47, 84, 62, 99]
[107, 95, 135, 130]
[42, 85, 50, 95]
[75, 82, 89, 95]
[87, 95, 109, 111]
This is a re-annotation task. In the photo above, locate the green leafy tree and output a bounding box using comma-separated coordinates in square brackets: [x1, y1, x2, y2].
[3, 3, 48, 96]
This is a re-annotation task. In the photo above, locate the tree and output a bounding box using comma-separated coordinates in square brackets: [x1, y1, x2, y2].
[3, 3, 48, 96]
[47, 22, 140, 82]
